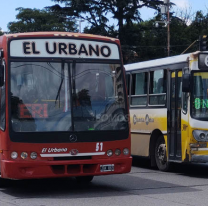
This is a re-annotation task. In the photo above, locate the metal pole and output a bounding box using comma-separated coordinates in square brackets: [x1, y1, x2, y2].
[78, 20, 85, 33]
[180, 40, 197, 55]
[167, 0, 170, 56]
[79, 20, 81, 33]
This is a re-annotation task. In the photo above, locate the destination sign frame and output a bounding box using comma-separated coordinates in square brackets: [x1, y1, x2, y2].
[9, 38, 120, 60]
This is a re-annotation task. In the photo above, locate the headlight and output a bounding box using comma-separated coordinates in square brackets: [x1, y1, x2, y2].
[115, 149, 121, 156]
[123, 148, 129, 155]
[193, 130, 208, 141]
[11, 152, 18, 159]
[107, 150, 113, 157]
[21, 152, 28, 159]
[30, 152, 37, 160]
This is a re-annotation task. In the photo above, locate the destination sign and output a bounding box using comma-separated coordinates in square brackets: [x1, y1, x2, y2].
[10, 39, 120, 59]
[198, 53, 208, 69]
[195, 98, 208, 109]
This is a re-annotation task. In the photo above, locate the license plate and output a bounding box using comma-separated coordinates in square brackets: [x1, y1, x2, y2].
[100, 164, 114, 172]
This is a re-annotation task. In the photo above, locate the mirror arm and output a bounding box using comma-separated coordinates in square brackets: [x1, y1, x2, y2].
[182, 73, 190, 93]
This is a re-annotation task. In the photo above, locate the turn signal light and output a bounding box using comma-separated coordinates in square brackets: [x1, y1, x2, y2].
[115, 149, 121, 156]
[107, 150, 113, 157]
[123, 148, 129, 155]
[190, 143, 206, 148]
[21, 152, 28, 159]
[11, 152, 18, 159]
[30, 152, 38, 160]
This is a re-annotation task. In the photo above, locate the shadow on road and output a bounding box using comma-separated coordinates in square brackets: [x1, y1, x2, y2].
[0, 172, 199, 199]
[0, 177, 125, 198]
[0, 157, 205, 198]
[132, 156, 208, 178]
[132, 156, 152, 169]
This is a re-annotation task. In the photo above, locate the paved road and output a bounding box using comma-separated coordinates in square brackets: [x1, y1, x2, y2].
[1, 158, 208, 206]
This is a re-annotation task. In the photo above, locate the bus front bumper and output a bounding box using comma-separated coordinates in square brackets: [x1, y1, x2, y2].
[191, 155, 208, 163]
[1, 157, 132, 180]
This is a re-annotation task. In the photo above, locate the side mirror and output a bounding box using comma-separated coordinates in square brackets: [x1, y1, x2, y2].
[0, 65, 4, 87]
[182, 73, 190, 93]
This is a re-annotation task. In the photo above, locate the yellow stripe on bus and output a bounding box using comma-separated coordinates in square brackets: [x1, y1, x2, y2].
[194, 72, 208, 78]
[171, 72, 175, 78]
[171, 71, 182, 78]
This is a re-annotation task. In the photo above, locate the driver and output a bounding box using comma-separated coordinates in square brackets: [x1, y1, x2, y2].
[77, 82, 91, 105]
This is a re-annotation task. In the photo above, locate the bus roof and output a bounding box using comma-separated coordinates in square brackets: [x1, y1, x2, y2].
[1, 31, 118, 42]
[125, 53, 191, 72]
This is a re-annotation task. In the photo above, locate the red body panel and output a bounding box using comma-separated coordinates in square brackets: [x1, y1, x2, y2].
[2, 157, 132, 179]
[0, 32, 131, 180]
[1, 139, 131, 179]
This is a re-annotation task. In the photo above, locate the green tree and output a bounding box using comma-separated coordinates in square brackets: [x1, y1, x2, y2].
[83, 25, 117, 37]
[121, 13, 170, 63]
[0, 28, 3, 36]
[122, 13, 192, 63]
[48, 0, 164, 43]
[169, 16, 190, 55]
[8, 7, 77, 33]
[186, 11, 208, 48]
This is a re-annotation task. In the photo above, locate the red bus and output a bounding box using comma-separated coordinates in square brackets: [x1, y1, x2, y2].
[0, 32, 131, 184]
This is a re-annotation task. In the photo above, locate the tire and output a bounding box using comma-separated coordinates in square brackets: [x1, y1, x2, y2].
[76, 176, 94, 183]
[155, 135, 170, 172]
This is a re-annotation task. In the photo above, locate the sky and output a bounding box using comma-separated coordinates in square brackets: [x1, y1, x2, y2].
[0, 0, 208, 32]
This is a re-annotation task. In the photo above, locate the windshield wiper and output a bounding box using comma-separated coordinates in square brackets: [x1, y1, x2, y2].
[55, 61, 65, 107]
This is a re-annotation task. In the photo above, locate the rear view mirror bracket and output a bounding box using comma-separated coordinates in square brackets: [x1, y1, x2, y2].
[182, 73, 190, 93]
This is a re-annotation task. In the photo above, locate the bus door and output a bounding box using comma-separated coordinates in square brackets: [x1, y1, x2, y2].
[168, 70, 182, 161]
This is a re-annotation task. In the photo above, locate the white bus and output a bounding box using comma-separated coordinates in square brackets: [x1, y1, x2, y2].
[125, 51, 208, 171]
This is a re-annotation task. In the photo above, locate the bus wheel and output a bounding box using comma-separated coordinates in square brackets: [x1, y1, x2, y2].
[155, 135, 169, 172]
[76, 176, 94, 183]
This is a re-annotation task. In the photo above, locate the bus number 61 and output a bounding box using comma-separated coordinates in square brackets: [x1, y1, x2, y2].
[96, 142, 103, 152]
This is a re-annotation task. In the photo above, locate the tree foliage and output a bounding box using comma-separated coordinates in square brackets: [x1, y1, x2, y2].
[48, 0, 165, 43]
[0, 28, 3, 36]
[123, 10, 208, 63]
[186, 11, 208, 45]
[6, 2, 208, 64]
[8, 7, 77, 33]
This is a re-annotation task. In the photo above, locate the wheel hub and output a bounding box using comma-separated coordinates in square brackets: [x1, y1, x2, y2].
[157, 143, 166, 162]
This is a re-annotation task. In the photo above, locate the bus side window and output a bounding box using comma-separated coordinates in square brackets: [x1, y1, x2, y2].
[149, 69, 166, 105]
[131, 72, 148, 106]
[0, 61, 5, 131]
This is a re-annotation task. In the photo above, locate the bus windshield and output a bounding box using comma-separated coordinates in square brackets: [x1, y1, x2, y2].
[10, 61, 127, 132]
[192, 72, 208, 119]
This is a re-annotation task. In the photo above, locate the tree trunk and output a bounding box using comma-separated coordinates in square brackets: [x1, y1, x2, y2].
[118, 6, 124, 44]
